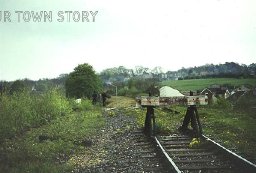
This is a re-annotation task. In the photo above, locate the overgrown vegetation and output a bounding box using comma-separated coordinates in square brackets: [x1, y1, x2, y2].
[108, 96, 256, 163]
[0, 89, 71, 141]
[0, 60, 255, 172]
[234, 90, 256, 113]
[0, 90, 104, 173]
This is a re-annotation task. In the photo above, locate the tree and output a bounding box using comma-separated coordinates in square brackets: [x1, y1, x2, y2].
[10, 80, 27, 94]
[65, 63, 102, 98]
[134, 66, 149, 76]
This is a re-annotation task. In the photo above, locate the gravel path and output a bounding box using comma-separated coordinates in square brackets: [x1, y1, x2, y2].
[72, 108, 169, 173]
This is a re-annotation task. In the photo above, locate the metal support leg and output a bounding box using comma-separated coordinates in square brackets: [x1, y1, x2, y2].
[180, 105, 203, 137]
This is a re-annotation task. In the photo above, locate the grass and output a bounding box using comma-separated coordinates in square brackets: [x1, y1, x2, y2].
[106, 96, 136, 108]
[107, 96, 256, 163]
[0, 93, 105, 173]
[0, 89, 71, 141]
[161, 78, 256, 92]
[0, 108, 104, 173]
[199, 106, 256, 159]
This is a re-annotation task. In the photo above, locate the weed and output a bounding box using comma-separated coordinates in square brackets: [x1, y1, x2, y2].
[0, 89, 71, 141]
[0, 90, 104, 172]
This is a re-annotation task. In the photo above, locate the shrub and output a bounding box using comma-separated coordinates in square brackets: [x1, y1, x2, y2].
[234, 91, 256, 114]
[213, 97, 233, 109]
[70, 98, 94, 112]
[0, 89, 71, 141]
[117, 88, 128, 96]
[126, 87, 140, 97]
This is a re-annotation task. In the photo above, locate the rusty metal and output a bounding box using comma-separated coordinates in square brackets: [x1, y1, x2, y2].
[154, 136, 181, 173]
[202, 134, 256, 172]
[154, 134, 256, 173]
[137, 95, 208, 107]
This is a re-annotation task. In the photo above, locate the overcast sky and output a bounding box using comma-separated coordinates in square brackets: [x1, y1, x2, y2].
[0, 0, 255, 81]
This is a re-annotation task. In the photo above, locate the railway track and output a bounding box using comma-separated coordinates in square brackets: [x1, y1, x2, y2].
[130, 130, 169, 173]
[155, 134, 256, 173]
[129, 129, 256, 172]
[128, 130, 255, 172]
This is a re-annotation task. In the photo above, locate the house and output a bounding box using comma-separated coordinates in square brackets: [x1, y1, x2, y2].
[237, 85, 251, 92]
[224, 89, 231, 99]
[200, 88, 214, 104]
[208, 85, 228, 98]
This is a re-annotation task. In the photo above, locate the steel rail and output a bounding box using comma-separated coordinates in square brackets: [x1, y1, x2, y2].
[202, 134, 256, 172]
[154, 136, 181, 173]
[154, 134, 256, 172]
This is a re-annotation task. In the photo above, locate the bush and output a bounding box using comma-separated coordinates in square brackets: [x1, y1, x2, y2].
[117, 88, 128, 96]
[71, 98, 94, 112]
[0, 89, 72, 141]
[213, 97, 233, 109]
[234, 91, 256, 114]
[0, 108, 104, 173]
[123, 87, 140, 97]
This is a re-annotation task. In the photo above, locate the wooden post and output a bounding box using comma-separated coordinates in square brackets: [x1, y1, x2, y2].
[180, 105, 203, 137]
[152, 110, 156, 136]
[194, 106, 203, 136]
[144, 106, 154, 137]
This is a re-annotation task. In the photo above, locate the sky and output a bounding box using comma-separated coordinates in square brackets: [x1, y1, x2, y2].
[0, 0, 256, 81]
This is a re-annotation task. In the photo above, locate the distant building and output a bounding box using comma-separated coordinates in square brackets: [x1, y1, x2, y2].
[200, 88, 214, 104]
[227, 90, 246, 103]
[224, 90, 231, 99]
[208, 84, 228, 98]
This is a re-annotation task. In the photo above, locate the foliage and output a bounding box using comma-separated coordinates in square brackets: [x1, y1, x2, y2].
[71, 98, 94, 112]
[0, 107, 104, 173]
[213, 97, 233, 109]
[126, 86, 140, 97]
[9, 80, 27, 94]
[234, 90, 256, 113]
[100, 66, 133, 82]
[0, 89, 71, 141]
[0, 81, 10, 95]
[117, 87, 129, 96]
[99, 62, 256, 85]
[169, 62, 256, 79]
[65, 63, 102, 98]
[117, 78, 159, 97]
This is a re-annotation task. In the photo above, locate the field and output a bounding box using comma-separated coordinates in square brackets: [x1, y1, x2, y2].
[161, 78, 256, 92]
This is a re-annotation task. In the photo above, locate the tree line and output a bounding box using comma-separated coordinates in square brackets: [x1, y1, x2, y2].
[100, 62, 256, 82]
[1, 62, 255, 98]
[173, 62, 256, 80]
[0, 63, 102, 99]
